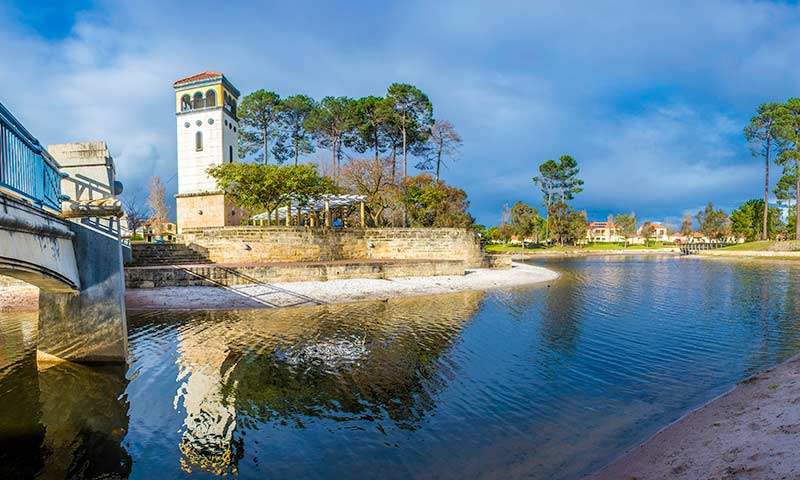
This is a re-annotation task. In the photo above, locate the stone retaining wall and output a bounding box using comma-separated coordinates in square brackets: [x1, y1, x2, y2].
[125, 259, 466, 288]
[179, 227, 484, 267]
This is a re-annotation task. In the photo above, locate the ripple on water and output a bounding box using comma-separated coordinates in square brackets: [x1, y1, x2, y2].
[2, 257, 800, 479]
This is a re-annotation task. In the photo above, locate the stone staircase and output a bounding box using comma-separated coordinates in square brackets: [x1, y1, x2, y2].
[128, 243, 212, 267]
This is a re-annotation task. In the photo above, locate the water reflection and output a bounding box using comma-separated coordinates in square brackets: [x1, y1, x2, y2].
[5, 257, 800, 479]
[0, 312, 131, 479]
[150, 292, 484, 475]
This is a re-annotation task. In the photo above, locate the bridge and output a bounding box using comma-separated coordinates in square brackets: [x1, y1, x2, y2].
[679, 242, 732, 255]
[0, 102, 127, 364]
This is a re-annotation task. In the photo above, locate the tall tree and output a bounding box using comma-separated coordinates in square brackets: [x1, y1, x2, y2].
[556, 155, 584, 203]
[776, 97, 800, 240]
[533, 159, 560, 242]
[351, 96, 393, 165]
[147, 176, 170, 235]
[386, 83, 433, 178]
[239, 90, 282, 165]
[614, 213, 637, 247]
[417, 120, 463, 181]
[276, 94, 316, 166]
[305, 96, 356, 182]
[744, 102, 786, 240]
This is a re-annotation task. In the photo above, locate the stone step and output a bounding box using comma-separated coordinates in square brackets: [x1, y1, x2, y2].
[129, 242, 212, 267]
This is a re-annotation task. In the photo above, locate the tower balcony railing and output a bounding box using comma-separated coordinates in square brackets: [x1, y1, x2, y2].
[0, 101, 68, 213]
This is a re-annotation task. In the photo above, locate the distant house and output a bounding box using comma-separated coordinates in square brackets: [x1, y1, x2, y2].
[135, 220, 177, 243]
[586, 221, 622, 242]
[637, 223, 669, 242]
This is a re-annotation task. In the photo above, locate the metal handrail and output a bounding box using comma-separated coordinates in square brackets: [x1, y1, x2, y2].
[0, 101, 67, 212]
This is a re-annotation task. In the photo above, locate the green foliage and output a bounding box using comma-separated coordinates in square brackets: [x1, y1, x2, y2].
[532, 159, 560, 210]
[509, 201, 544, 242]
[744, 102, 787, 240]
[276, 94, 317, 165]
[640, 221, 655, 247]
[614, 213, 637, 245]
[304, 96, 357, 177]
[239, 90, 282, 164]
[730, 199, 784, 241]
[207, 163, 335, 223]
[548, 201, 587, 246]
[350, 96, 394, 161]
[401, 174, 473, 228]
[386, 83, 434, 177]
[695, 202, 731, 240]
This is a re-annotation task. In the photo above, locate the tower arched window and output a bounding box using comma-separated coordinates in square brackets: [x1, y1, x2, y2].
[206, 90, 216, 107]
[181, 95, 191, 111]
[195, 131, 203, 151]
[193, 92, 204, 109]
[229, 145, 233, 163]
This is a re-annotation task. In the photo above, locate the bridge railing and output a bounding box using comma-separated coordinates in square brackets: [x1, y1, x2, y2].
[0, 102, 66, 213]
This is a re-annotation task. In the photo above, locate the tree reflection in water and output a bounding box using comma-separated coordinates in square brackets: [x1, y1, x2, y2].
[170, 292, 484, 475]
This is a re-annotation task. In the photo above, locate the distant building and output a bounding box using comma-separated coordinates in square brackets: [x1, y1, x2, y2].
[637, 223, 668, 242]
[586, 221, 622, 242]
[173, 71, 247, 233]
[135, 221, 177, 243]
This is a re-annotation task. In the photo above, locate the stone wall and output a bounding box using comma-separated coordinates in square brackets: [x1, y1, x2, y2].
[126, 259, 466, 288]
[176, 193, 248, 233]
[179, 227, 485, 267]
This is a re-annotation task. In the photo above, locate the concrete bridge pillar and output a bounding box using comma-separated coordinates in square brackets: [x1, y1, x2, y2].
[37, 142, 128, 364]
[38, 216, 128, 364]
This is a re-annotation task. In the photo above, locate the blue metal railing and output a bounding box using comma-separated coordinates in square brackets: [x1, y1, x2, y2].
[0, 101, 66, 212]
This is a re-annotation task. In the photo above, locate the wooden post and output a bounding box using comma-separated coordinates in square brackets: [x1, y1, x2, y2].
[286, 203, 291, 226]
[310, 211, 316, 227]
[324, 200, 331, 227]
[297, 206, 302, 226]
[360, 201, 365, 228]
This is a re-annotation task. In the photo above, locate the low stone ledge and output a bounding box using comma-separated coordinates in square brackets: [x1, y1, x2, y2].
[125, 259, 466, 288]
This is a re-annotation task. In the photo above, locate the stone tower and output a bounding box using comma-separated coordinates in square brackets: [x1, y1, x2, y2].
[173, 71, 245, 233]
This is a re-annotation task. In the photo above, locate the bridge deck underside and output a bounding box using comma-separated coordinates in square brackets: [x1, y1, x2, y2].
[0, 193, 79, 291]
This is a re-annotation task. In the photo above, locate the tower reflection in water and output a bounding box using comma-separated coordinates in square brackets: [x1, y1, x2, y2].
[0, 312, 131, 479]
[170, 292, 484, 475]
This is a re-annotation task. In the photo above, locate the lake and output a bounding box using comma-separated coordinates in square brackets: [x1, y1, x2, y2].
[2, 256, 800, 479]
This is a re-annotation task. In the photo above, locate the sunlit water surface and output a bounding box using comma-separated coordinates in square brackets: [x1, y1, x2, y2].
[2, 256, 800, 479]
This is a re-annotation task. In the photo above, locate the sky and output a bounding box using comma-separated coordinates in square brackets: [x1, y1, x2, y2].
[2, 0, 800, 228]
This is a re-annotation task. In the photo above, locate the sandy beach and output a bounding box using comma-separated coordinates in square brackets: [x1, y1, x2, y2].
[592, 354, 800, 479]
[125, 261, 560, 310]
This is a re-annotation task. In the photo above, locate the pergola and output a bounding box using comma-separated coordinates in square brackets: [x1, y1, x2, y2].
[250, 194, 367, 227]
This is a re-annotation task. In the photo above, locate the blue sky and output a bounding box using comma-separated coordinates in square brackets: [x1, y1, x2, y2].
[2, 0, 800, 227]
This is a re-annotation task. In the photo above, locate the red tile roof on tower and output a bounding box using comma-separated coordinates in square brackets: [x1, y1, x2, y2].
[173, 71, 223, 87]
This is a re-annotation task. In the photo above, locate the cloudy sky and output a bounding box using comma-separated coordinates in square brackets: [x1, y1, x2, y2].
[2, 0, 800, 227]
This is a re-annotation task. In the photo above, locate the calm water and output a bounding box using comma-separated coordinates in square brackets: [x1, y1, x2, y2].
[3, 256, 800, 479]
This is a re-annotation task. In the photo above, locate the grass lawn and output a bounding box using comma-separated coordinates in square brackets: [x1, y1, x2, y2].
[719, 241, 775, 251]
[485, 242, 673, 253]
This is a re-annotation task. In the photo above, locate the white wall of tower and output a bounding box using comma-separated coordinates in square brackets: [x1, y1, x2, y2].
[176, 108, 237, 195]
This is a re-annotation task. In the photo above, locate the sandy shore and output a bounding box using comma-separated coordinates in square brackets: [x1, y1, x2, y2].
[125, 262, 560, 310]
[592, 354, 800, 479]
